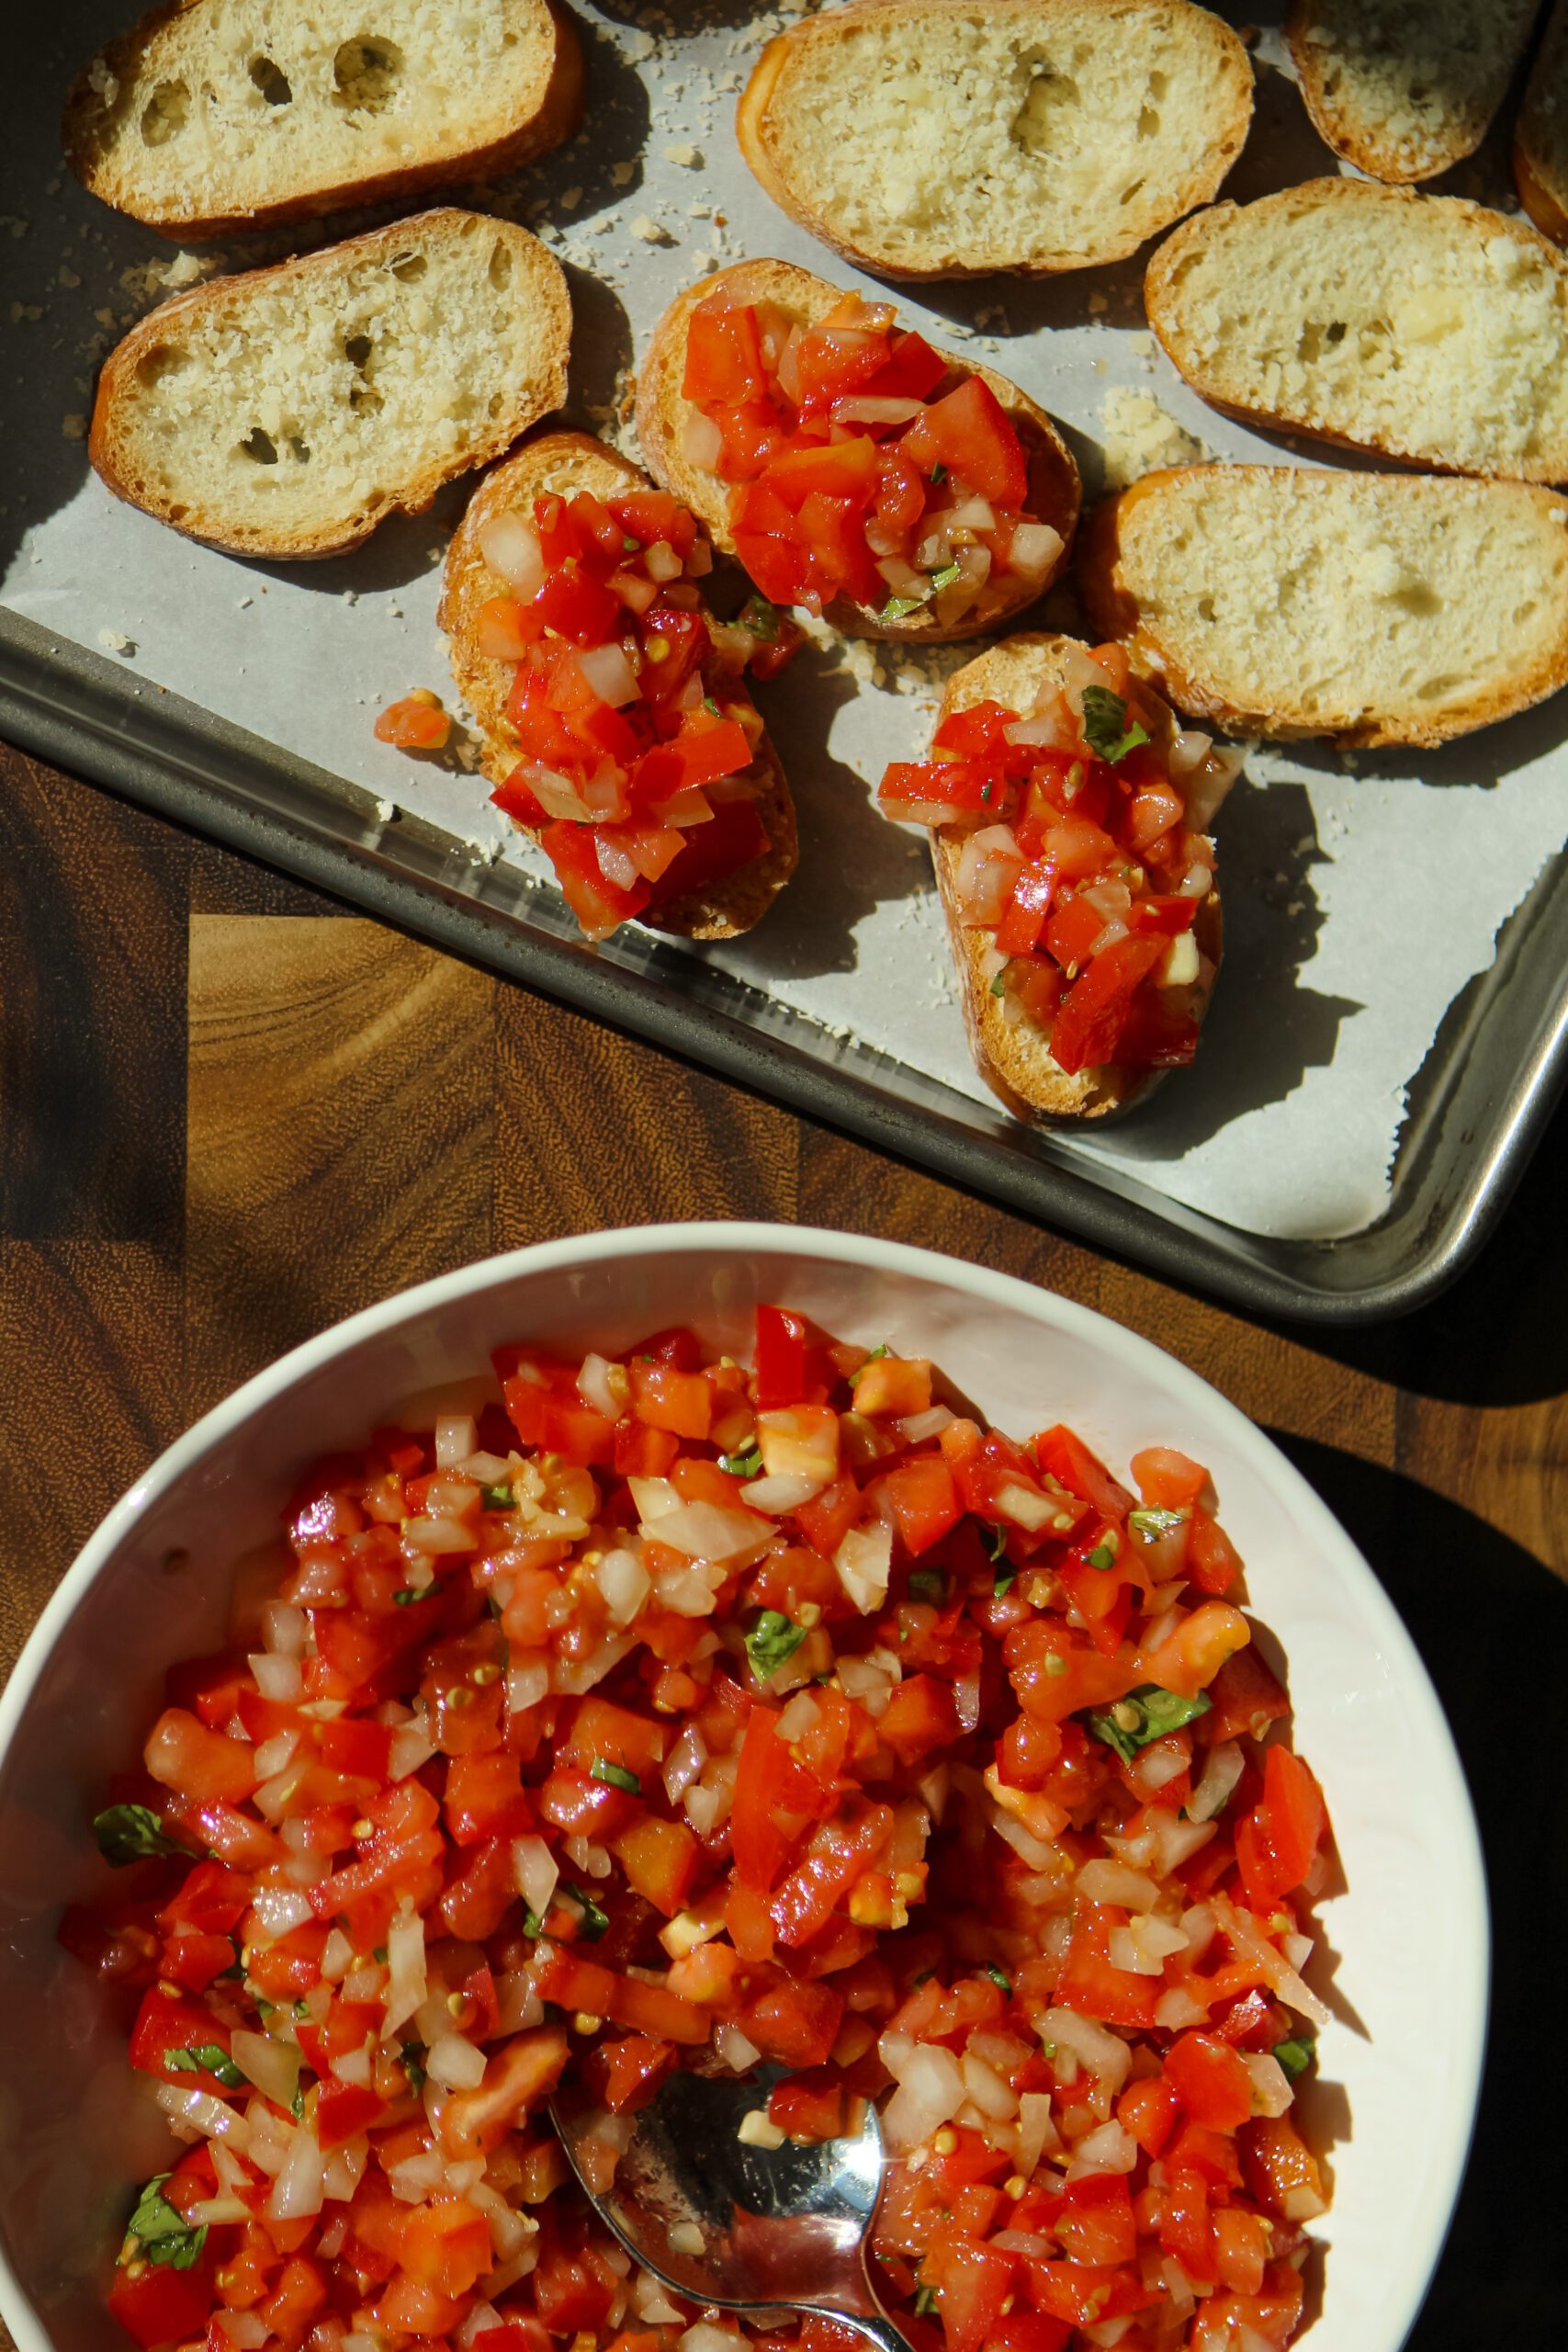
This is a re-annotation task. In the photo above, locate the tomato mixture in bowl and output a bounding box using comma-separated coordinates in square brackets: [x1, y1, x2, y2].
[880, 647, 1239, 1078]
[680, 291, 1070, 630]
[67, 1313, 1333, 2352]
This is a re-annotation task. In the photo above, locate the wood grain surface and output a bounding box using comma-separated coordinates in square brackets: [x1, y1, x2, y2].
[0, 738, 1561, 2348]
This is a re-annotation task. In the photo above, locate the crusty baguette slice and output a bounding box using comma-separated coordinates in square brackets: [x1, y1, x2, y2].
[440, 432, 798, 944]
[1145, 180, 1568, 486]
[89, 209, 570, 560]
[1078, 467, 1568, 749]
[735, 0, 1252, 278]
[932, 636, 1221, 1124]
[63, 0, 582, 239]
[1286, 0, 1538, 184]
[636, 258, 1079, 644]
[1517, 1, 1568, 243]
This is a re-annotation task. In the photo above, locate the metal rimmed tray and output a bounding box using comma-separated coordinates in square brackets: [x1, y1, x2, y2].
[6, 605, 1566, 1326]
[6, 1, 1568, 1325]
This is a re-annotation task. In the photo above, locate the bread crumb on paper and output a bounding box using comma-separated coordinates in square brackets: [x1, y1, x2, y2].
[663, 144, 702, 168]
[97, 628, 135, 655]
[630, 215, 671, 245]
[62, 413, 86, 438]
[1099, 388, 1208, 489]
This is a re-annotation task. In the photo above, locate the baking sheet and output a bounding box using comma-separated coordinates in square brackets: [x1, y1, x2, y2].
[4, 0, 1567, 1247]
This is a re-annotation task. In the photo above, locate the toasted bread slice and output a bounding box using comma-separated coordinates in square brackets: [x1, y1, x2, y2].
[735, 0, 1252, 278]
[1286, 0, 1538, 184]
[63, 0, 582, 240]
[1145, 180, 1568, 486]
[441, 432, 798, 943]
[1079, 466, 1568, 748]
[932, 635, 1221, 1124]
[1517, 1, 1568, 244]
[636, 259, 1079, 644]
[89, 209, 570, 560]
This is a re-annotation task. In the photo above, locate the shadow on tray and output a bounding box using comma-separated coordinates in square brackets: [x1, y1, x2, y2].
[1271, 1435, 1563, 2352]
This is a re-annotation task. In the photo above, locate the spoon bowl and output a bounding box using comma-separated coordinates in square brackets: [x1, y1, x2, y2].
[551, 2073, 912, 2352]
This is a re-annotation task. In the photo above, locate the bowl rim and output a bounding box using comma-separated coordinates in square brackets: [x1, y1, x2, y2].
[0, 1220, 1488, 2352]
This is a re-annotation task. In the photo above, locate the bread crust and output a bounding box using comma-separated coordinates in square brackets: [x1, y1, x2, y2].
[63, 0, 583, 240]
[1078, 467, 1568, 749]
[1286, 0, 1536, 185]
[734, 0, 1253, 280]
[931, 635, 1221, 1124]
[1144, 179, 1568, 486]
[88, 210, 570, 560]
[440, 431, 798, 944]
[635, 259, 1079, 645]
[1515, 0, 1568, 245]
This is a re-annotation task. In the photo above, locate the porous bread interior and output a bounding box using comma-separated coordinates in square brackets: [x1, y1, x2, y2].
[1114, 471, 1568, 730]
[1518, 2, 1568, 230]
[1291, 0, 1538, 179]
[1152, 183, 1568, 481]
[106, 214, 559, 539]
[753, 0, 1247, 271]
[73, 0, 555, 217]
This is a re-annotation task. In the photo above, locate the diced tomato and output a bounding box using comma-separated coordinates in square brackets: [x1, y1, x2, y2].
[1165, 2031, 1255, 2130]
[541, 822, 651, 940]
[1054, 2173, 1136, 2267]
[1236, 1745, 1327, 1910]
[1048, 934, 1168, 1075]
[629, 1358, 714, 1439]
[1055, 1905, 1160, 2030]
[444, 1753, 534, 1846]
[900, 377, 1028, 507]
[109, 2245, 219, 2347]
[754, 1305, 808, 1408]
[683, 300, 769, 406]
[645, 797, 770, 903]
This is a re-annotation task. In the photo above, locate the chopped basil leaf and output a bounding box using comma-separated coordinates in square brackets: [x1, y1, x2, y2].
[480, 1484, 514, 1510]
[1039, 2039, 1057, 2061]
[1080, 685, 1150, 766]
[908, 1566, 946, 1603]
[1129, 1505, 1189, 1537]
[718, 1444, 763, 1477]
[126, 2176, 208, 2271]
[739, 595, 780, 641]
[566, 1884, 610, 1940]
[254, 1997, 276, 2024]
[909, 1968, 936, 1989]
[400, 2041, 427, 2092]
[986, 1524, 1010, 1562]
[985, 1964, 1013, 1996]
[168, 2042, 246, 2088]
[393, 1587, 423, 1606]
[1085, 1542, 1117, 1570]
[1044, 1653, 1068, 1678]
[591, 1757, 642, 1794]
[704, 696, 721, 717]
[930, 462, 947, 486]
[1085, 1683, 1212, 1763]
[993, 1564, 1017, 1597]
[865, 1341, 890, 1362]
[1273, 2037, 1315, 2081]
[94, 1803, 185, 1865]
[913, 2286, 939, 2318]
[929, 561, 964, 592]
[373, 1946, 389, 1964]
[291, 2080, 306, 2121]
[522, 1907, 545, 1939]
[622, 535, 640, 552]
[293, 1999, 310, 2018]
[485, 1593, 502, 1619]
[878, 594, 927, 623]
[989, 969, 1008, 997]
[746, 1609, 808, 1679]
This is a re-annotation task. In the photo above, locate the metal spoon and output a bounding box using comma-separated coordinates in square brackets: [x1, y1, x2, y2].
[551, 2071, 915, 2352]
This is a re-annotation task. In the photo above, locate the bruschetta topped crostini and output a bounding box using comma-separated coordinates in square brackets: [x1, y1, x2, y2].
[637, 259, 1079, 642]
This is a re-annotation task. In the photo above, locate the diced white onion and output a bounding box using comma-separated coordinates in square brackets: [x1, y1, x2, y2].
[961, 2051, 1018, 2120]
[507, 1657, 550, 1715]
[251, 1885, 313, 1939]
[479, 512, 545, 599]
[682, 412, 724, 471]
[1241, 2052, 1295, 2119]
[427, 2034, 488, 2091]
[775, 1690, 824, 1741]
[882, 2041, 965, 2152]
[1009, 521, 1065, 578]
[834, 394, 927, 426]
[680, 2326, 740, 2352]
[739, 1471, 826, 1513]
[897, 1406, 954, 1444]
[1184, 745, 1246, 831]
[155, 2082, 246, 2142]
[1043, 2007, 1132, 2092]
[494, 1971, 545, 2036]
[714, 2023, 761, 2073]
[230, 2030, 299, 2110]
[1213, 1895, 1332, 2029]
[382, 1908, 427, 2037]
[683, 1781, 728, 1835]
[663, 1725, 708, 1803]
[513, 1835, 559, 1918]
[249, 1652, 302, 1704]
[994, 1480, 1058, 1532]
[253, 1730, 300, 1781]
[953, 1672, 981, 1733]
[834, 1521, 893, 1612]
[1077, 1860, 1160, 1912]
[596, 1546, 652, 1626]
[435, 1413, 479, 1469]
[577, 1352, 625, 1419]
[554, 1634, 636, 1691]
[263, 1601, 308, 1658]
[1155, 1985, 1210, 2030]
[403, 1514, 476, 1555]
[1013, 2090, 1060, 2175]
[1068, 2120, 1139, 2176]
[389, 1723, 436, 1781]
[216, 2310, 269, 2345]
[1188, 1740, 1245, 1824]
[646, 1500, 770, 1562]
[578, 642, 642, 707]
[267, 2127, 324, 2220]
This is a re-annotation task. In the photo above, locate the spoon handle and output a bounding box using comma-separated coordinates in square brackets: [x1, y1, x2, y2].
[816, 2309, 918, 2352]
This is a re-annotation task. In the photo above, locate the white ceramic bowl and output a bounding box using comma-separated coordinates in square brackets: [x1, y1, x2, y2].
[0, 1225, 1484, 2352]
